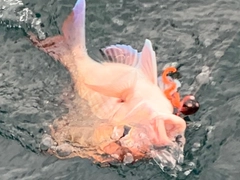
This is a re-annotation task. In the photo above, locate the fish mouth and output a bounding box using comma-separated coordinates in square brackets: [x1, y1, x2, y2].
[149, 135, 185, 175]
[113, 125, 185, 170]
[114, 127, 185, 174]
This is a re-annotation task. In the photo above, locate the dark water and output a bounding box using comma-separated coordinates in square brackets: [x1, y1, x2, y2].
[0, 0, 240, 179]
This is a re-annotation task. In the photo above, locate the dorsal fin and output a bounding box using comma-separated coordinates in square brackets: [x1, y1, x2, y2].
[100, 40, 158, 85]
[138, 39, 158, 85]
[62, 0, 87, 56]
[100, 44, 140, 67]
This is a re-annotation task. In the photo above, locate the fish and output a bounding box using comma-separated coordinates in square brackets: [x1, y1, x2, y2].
[27, 0, 193, 170]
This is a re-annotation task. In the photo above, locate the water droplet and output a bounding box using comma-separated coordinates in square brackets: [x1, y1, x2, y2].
[184, 169, 192, 176]
[123, 153, 134, 164]
[40, 135, 54, 151]
[214, 51, 224, 58]
[203, 39, 212, 47]
[56, 144, 72, 157]
[197, 54, 202, 59]
[112, 17, 124, 26]
[193, 142, 201, 148]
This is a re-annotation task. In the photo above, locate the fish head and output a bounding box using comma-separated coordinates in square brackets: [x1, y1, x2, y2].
[148, 115, 186, 171]
[116, 114, 186, 169]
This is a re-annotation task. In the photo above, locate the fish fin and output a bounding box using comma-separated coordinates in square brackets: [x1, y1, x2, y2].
[28, 32, 65, 61]
[85, 83, 124, 99]
[84, 66, 137, 99]
[62, 0, 87, 56]
[27, 32, 80, 76]
[138, 39, 158, 85]
[100, 44, 140, 67]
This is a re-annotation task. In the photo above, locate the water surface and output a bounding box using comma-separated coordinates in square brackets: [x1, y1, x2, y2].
[0, 0, 240, 179]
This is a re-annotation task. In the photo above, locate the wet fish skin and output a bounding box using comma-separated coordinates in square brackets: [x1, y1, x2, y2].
[27, 0, 186, 165]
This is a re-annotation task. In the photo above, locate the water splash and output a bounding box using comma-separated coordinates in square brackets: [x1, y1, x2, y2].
[0, 0, 45, 39]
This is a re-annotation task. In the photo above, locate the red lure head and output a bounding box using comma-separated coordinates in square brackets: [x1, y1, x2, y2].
[179, 95, 200, 115]
[161, 67, 200, 116]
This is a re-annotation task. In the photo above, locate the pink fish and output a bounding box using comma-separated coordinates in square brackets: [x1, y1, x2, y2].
[28, 0, 198, 168]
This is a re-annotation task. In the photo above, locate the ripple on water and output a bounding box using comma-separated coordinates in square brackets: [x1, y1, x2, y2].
[0, 0, 240, 179]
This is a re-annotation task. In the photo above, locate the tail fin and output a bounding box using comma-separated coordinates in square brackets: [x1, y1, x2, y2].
[62, 0, 87, 56]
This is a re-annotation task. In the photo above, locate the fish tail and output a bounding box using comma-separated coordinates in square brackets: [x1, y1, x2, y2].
[27, 32, 68, 61]
[28, 0, 89, 69]
[62, 0, 88, 58]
